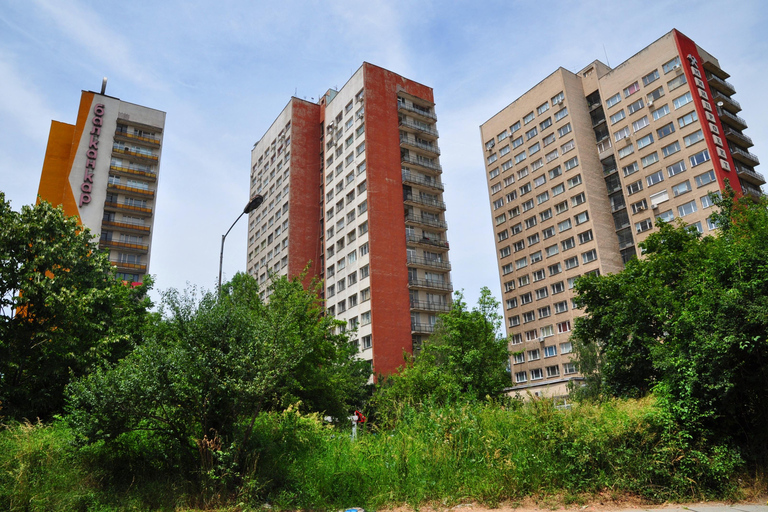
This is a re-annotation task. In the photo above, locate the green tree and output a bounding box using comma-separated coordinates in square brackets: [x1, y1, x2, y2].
[374, 288, 510, 423]
[571, 188, 768, 460]
[0, 193, 152, 421]
[66, 272, 370, 478]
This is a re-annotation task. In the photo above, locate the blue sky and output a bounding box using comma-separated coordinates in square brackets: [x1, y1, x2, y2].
[2, 0, 766, 308]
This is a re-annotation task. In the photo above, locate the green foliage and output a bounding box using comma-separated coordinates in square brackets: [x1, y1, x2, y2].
[66, 272, 370, 492]
[374, 288, 510, 425]
[0, 192, 153, 421]
[571, 187, 768, 460]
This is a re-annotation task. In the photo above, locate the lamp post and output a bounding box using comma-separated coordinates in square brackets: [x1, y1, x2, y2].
[218, 194, 264, 293]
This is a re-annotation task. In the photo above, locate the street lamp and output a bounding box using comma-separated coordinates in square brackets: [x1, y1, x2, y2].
[218, 194, 264, 293]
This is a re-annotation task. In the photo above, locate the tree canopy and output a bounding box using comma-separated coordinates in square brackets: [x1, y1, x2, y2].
[571, 189, 768, 460]
[374, 288, 510, 423]
[0, 193, 152, 420]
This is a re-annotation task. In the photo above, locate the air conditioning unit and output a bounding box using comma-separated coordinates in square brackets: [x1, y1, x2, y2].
[538, 336, 545, 343]
[651, 203, 659, 210]
[647, 100, 653, 107]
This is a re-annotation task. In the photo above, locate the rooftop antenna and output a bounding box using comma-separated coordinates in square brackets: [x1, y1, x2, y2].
[603, 44, 610, 67]
[100, 77, 107, 95]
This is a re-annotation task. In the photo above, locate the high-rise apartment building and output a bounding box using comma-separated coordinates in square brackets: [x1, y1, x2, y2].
[248, 63, 451, 376]
[480, 30, 762, 396]
[37, 87, 166, 283]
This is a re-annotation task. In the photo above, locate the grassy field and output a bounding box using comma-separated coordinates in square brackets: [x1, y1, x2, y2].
[0, 396, 755, 511]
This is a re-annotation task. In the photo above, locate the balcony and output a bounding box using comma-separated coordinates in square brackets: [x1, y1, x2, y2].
[401, 153, 442, 172]
[109, 164, 157, 181]
[402, 170, 444, 191]
[408, 278, 453, 292]
[404, 213, 448, 231]
[406, 233, 449, 249]
[104, 200, 153, 215]
[114, 129, 161, 146]
[112, 146, 159, 162]
[734, 163, 766, 186]
[404, 193, 446, 211]
[707, 73, 736, 95]
[400, 134, 441, 156]
[99, 239, 149, 252]
[107, 182, 155, 198]
[110, 260, 147, 272]
[397, 101, 437, 121]
[730, 145, 760, 166]
[410, 300, 451, 313]
[411, 322, 436, 334]
[406, 254, 451, 270]
[703, 60, 730, 80]
[712, 91, 741, 113]
[101, 219, 150, 233]
[717, 108, 747, 130]
[723, 127, 753, 148]
[399, 118, 439, 139]
[739, 179, 764, 199]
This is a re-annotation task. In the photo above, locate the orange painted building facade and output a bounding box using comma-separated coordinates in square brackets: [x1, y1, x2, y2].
[37, 89, 166, 282]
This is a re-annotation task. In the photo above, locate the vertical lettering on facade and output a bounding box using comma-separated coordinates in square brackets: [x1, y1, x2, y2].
[79, 103, 105, 206]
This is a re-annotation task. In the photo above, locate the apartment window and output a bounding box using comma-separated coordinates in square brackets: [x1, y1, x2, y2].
[548, 263, 562, 276]
[525, 128, 538, 141]
[567, 276, 579, 289]
[561, 140, 575, 154]
[499, 246, 511, 258]
[663, 56, 681, 74]
[554, 301, 568, 314]
[504, 280, 516, 293]
[498, 230, 509, 242]
[582, 249, 597, 263]
[547, 364, 561, 378]
[545, 244, 559, 257]
[662, 141, 681, 158]
[514, 152, 527, 164]
[570, 192, 586, 207]
[656, 209, 675, 223]
[522, 201, 534, 213]
[606, 93, 621, 108]
[532, 269, 545, 282]
[537, 192, 550, 205]
[578, 229, 593, 244]
[564, 256, 579, 270]
[672, 180, 692, 197]
[523, 311, 536, 323]
[667, 74, 687, 92]
[497, 130, 508, 142]
[555, 200, 569, 214]
[652, 104, 670, 120]
[646, 170, 664, 187]
[537, 102, 550, 115]
[538, 306, 551, 319]
[358, 221, 368, 235]
[632, 116, 650, 132]
[535, 286, 549, 300]
[542, 226, 555, 239]
[511, 222, 522, 234]
[558, 219, 572, 232]
[554, 107, 568, 121]
[361, 264, 369, 278]
[515, 257, 528, 270]
[644, 154, 664, 174]
[574, 211, 589, 225]
[647, 86, 664, 103]
[513, 240, 525, 252]
[558, 322, 572, 335]
[511, 135, 523, 149]
[627, 98, 644, 114]
[539, 208, 552, 221]
[626, 180, 643, 195]
[515, 371, 527, 383]
[631, 198, 648, 214]
[509, 315, 521, 327]
[513, 352, 524, 364]
[636, 218, 653, 233]
[610, 110, 626, 124]
[506, 297, 518, 310]
[678, 200, 698, 217]
[623, 162, 639, 177]
[499, 145, 510, 157]
[523, 112, 535, 124]
[544, 133, 556, 147]
[618, 144, 634, 159]
[701, 191, 721, 209]
[540, 117, 552, 130]
[563, 363, 577, 375]
[525, 216, 537, 229]
[678, 111, 699, 128]
[624, 81, 640, 98]
[673, 92, 693, 109]
[557, 123, 572, 137]
[551, 183, 565, 197]
[684, 130, 705, 147]
[637, 133, 654, 149]
[567, 175, 582, 188]
[502, 263, 514, 275]
[493, 198, 505, 210]
[530, 368, 544, 380]
[657, 123, 675, 139]
[690, 149, 711, 168]
[667, 160, 687, 178]
[518, 274, 530, 286]
[357, 180, 367, 193]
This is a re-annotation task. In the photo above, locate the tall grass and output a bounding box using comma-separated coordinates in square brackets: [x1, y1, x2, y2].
[0, 397, 746, 511]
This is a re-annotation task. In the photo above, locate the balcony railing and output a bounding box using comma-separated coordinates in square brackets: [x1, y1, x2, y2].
[730, 145, 760, 166]
[109, 164, 157, 180]
[717, 108, 748, 129]
[404, 213, 448, 230]
[410, 300, 451, 312]
[707, 73, 736, 94]
[723, 127, 753, 147]
[401, 153, 442, 172]
[112, 147, 159, 161]
[406, 233, 449, 249]
[400, 134, 441, 155]
[406, 254, 451, 270]
[110, 260, 147, 271]
[712, 91, 741, 112]
[114, 129, 161, 145]
[408, 278, 453, 292]
[99, 239, 149, 252]
[104, 200, 153, 215]
[411, 322, 436, 333]
[402, 170, 444, 190]
[399, 118, 439, 138]
[397, 101, 437, 121]
[101, 219, 150, 232]
[404, 193, 446, 210]
[107, 183, 155, 197]
[734, 164, 766, 185]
